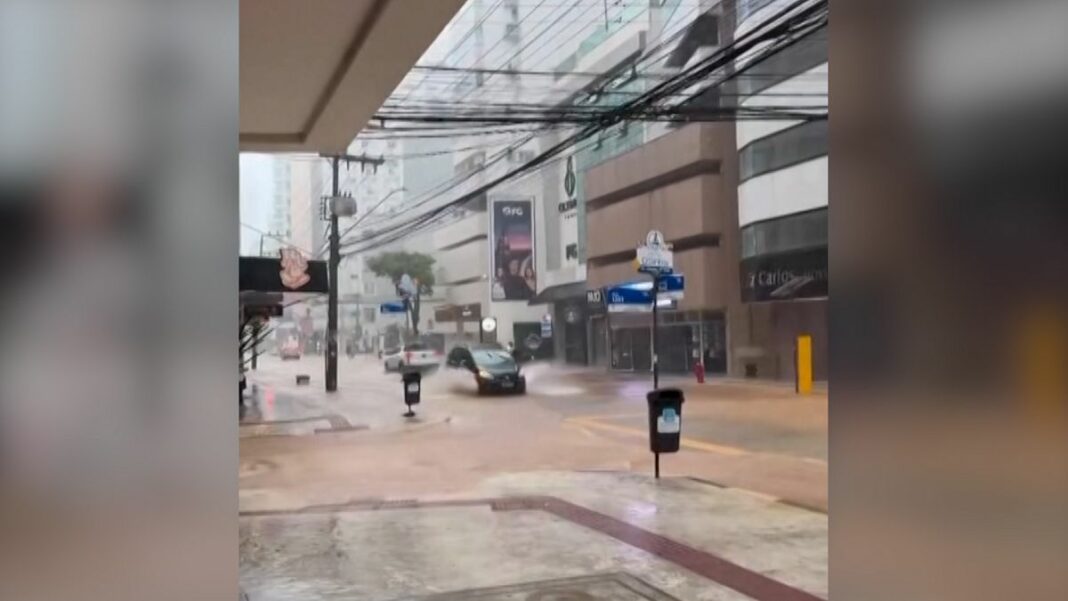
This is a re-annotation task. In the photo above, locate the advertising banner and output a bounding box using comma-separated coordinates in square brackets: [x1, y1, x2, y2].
[490, 199, 536, 301]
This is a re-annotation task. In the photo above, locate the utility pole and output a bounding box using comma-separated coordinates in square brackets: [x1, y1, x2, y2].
[322, 152, 384, 393]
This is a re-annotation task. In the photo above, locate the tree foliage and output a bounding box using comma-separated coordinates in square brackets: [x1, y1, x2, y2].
[365, 251, 436, 295]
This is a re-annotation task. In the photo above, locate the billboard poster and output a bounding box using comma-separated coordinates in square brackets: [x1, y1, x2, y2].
[490, 199, 536, 301]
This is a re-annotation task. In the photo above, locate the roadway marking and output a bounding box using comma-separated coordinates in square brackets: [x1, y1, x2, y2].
[565, 416, 750, 457]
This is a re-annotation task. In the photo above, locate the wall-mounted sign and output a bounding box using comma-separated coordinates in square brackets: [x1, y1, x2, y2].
[240, 256, 328, 293]
[740, 247, 828, 302]
[565, 243, 578, 261]
[559, 155, 579, 264]
[279, 247, 311, 290]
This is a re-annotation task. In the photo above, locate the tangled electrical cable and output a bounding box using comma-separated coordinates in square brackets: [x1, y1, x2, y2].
[340, 0, 828, 257]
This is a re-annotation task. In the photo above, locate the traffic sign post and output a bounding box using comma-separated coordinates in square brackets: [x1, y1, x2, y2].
[636, 231, 674, 389]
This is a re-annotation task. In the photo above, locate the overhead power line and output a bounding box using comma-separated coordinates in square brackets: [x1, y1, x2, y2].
[340, 0, 828, 256]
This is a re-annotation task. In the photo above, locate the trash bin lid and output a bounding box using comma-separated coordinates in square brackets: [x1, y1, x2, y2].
[647, 388, 684, 404]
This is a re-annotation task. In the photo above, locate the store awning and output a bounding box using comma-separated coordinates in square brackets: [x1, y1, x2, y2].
[528, 281, 587, 305]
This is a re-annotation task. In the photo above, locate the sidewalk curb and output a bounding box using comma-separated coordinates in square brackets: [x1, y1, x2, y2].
[686, 476, 828, 515]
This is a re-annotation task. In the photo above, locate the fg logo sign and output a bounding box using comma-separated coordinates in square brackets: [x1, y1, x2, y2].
[502, 206, 524, 216]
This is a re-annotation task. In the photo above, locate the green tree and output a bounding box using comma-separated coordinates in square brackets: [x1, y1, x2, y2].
[366, 251, 436, 336]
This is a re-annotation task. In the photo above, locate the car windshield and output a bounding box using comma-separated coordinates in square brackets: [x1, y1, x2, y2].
[471, 350, 515, 369]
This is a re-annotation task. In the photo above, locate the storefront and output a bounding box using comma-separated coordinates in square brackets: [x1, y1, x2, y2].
[433, 302, 488, 345]
[528, 281, 588, 365]
[605, 310, 727, 374]
[736, 209, 829, 380]
[586, 288, 610, 367]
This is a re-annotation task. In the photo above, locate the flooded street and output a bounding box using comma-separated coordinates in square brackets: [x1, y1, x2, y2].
[240, 354, 827, 600]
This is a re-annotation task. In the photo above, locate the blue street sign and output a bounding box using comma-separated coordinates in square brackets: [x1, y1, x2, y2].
[605, 274, 685, 306]
[606, 285, 652, 306]
[379, 300, 407, 314]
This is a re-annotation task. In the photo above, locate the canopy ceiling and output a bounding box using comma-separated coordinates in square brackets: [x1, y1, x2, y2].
[240, 0, 463, 153]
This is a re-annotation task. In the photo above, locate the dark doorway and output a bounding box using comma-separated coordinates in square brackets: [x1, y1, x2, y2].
[512, 321, 553, 361]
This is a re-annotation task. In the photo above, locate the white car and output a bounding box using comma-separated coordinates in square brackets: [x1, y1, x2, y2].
[279, 335, 301, 360]
[383, 342, 440, 372]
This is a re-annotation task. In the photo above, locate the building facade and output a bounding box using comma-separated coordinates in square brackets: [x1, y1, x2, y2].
[731, 0, 829, 380]
[585, 122, 741, 375]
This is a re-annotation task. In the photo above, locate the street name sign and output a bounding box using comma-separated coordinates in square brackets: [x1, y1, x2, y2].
[635, 230, 673, 275]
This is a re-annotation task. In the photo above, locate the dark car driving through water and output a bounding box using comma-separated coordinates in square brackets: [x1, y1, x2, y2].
[446, 344, 526, 395]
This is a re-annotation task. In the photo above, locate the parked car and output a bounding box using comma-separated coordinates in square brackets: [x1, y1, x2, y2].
[384, 342, 441, 372]
[279, 335, 301, 360]
[446, 344, 526, 395]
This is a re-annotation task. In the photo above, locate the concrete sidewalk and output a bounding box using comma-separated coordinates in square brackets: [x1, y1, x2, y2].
[240, 471, 827, 601]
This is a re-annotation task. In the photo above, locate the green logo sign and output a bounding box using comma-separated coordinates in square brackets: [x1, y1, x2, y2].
[563, 156, 576, 199]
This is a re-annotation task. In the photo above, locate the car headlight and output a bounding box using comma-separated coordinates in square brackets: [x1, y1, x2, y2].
[478, 369, 493, 380]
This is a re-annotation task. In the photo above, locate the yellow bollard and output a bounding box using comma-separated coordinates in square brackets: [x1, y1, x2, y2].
[796, 335, 813, 395]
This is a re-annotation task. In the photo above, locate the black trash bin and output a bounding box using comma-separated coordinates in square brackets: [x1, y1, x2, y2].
[402, 371, 422, 417]
[646, 388, 684, 454]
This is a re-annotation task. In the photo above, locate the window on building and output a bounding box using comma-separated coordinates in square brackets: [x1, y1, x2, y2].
[739, 119, 828, 182]
[363, 307, 376, 324]
[735, 25, 827, 99]
[741, 207, 828, 259]
[363, 281, 376, 295]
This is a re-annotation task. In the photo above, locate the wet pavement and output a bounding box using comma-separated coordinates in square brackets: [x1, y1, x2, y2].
[241, 355, 826, 510]
[240, 354, 827, 601]
[240, 472, 826, 601]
